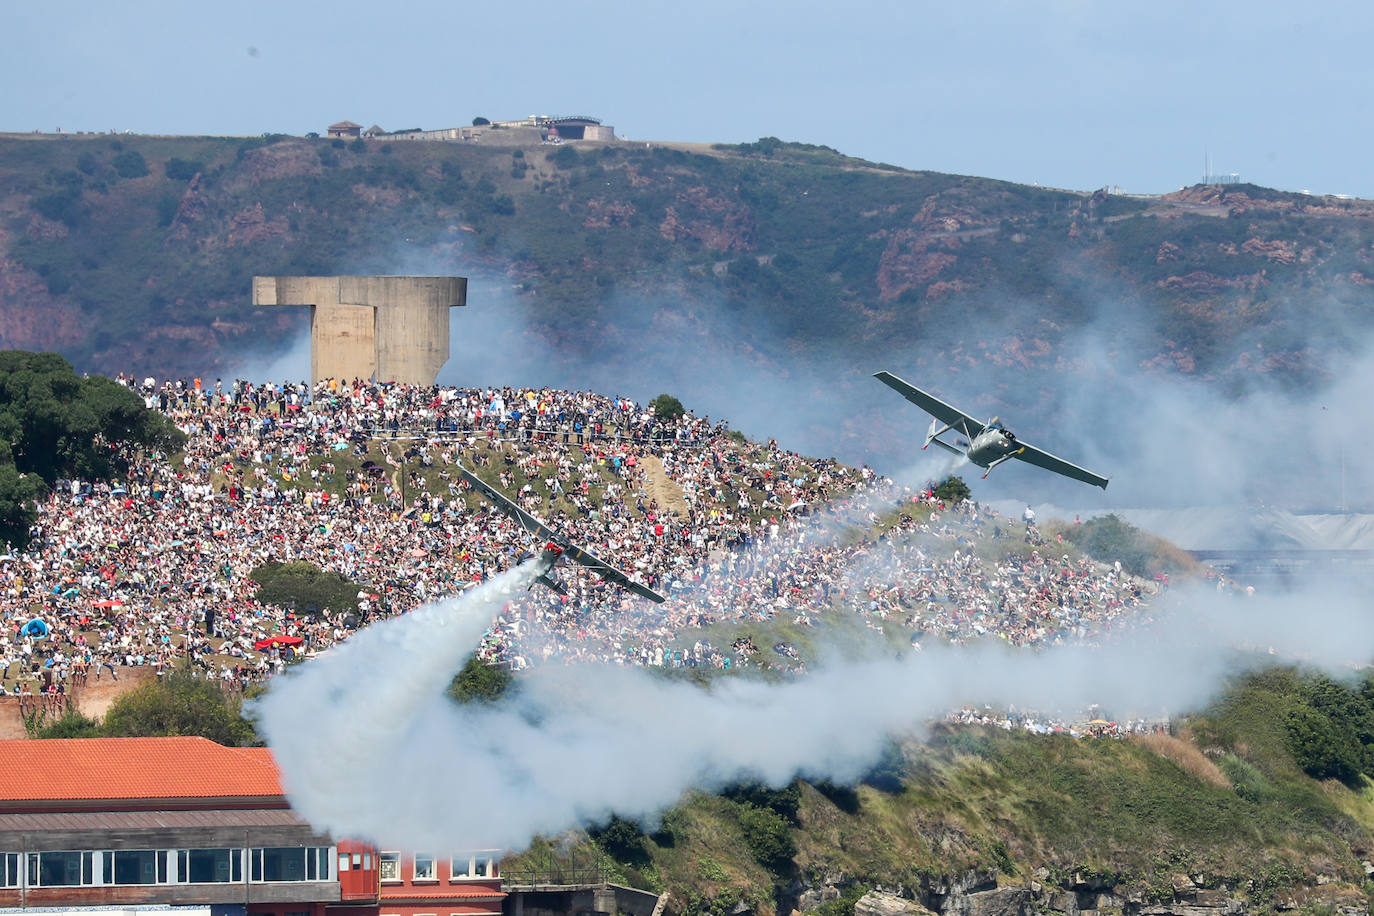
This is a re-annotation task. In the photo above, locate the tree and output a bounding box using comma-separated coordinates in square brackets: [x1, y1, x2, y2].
[0, 465, 42, 550]
[588, 815, 650, 865]
[111, 150, 149, 179]
[1062, 513, 1152, 577]
[164, 158, 203, 180]
[0, 352, 185, 547]
[551, 145, 580, 169]
[251, 560, 365, 618]
[446, 656, 514, 704]
[472, 117, 491, 126]
[650, 393, 686, 422]
[101, 671, 258, 746]
[932, 475, 970, 503]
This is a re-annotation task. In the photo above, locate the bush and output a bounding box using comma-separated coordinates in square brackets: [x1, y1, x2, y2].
[250, 561, 364, 618]
[736, 803, 795, 872]
[102, 671, 258, 745]
[861, 739, 907, 793]
[1286, 705, 1361, 784]
[551, 145, 581, 169]
[111, 150, 149, 179]
[33, 709, 101, 738]
[588, 815, 649, 865]
[446, 656, 514, 704]
[33, 188, 85, 227]
[651, 393, 686, 422]
[932, 475, 970, 503]
[156, 193, 179, 227]
[1062, 513, 1152, 576]
[472, 116, 490, 126]
[721, 780, 800, 823]
[164, 158, 203, 181]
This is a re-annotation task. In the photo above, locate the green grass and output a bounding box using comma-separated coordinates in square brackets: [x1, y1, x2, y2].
[557, 668, 1374, 916]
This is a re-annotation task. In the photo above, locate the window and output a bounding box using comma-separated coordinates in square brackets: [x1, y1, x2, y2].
[413, 853, 435, 881]
[179, 848, 241, 883]
[0, 853, 18, 888]
[107, 849, 165, 885]
[450, 853, 493, 879]
[29, 851, 94, 887]
[250, 847, 330, 882]
[379, 851, 400, 882]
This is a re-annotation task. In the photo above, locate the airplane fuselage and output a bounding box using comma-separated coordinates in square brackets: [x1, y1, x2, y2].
[966, 428, 1018, 468]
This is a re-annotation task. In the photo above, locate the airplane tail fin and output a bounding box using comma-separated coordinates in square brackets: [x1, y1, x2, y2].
[923, 417, 939, 450]
[923, 418, 964, 457]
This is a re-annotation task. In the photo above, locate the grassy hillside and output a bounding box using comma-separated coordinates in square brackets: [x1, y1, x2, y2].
[4, 133, 1374, 387]
[504, 667, 1374, 916]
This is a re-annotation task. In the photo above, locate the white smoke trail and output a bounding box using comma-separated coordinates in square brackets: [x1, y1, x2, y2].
[255, 559, 1374, 855]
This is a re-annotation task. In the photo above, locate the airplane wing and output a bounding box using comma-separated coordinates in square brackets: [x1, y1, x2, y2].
[1012, 442, 1110, 490]
[559, 541, 667, 604]
[458, 466, 559, 542]
[873, 372, 987, 439]
[459, 465, 667, 603]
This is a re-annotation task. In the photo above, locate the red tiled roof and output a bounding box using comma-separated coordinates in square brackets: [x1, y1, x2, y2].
[0, 738, 285, 804]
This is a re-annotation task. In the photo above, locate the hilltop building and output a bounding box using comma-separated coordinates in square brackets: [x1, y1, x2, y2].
[326, 121, 362, 139]
[330, 115, 615, 145]
[0, 737, 504, 916]
[253, 275, 467, 386]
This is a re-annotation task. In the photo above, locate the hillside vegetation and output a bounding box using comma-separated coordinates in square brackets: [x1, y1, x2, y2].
[3, 133, 1373, 399]
[506, 667, 1374, 916]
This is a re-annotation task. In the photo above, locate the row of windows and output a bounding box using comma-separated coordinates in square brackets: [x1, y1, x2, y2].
[0, 847, 332, 888]
[374, 852, 496, 881]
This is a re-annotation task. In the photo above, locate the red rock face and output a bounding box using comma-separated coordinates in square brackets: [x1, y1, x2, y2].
[876, 231, 958, 301]
[0, 267, 85, 352]
[224, 202, 289, 247]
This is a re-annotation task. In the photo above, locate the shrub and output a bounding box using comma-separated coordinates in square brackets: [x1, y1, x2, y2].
[651, 393, 686, 422]
[112, 150, 149, 179]
[588, 815, 649, 865]
[102, 672, 257, 745]
[736, 803, 795, 872]
[33, 709, 101, 738]
[33, 189, 85, 227]
[446, 656, 514, 704]
[932, 475, 970, 503]
[721, 781, 801, 824]
[250, 560, 364, 618]
[164, 158, 203, 180]
[156, 194, 179, 227]
[551, 145, 580, 169]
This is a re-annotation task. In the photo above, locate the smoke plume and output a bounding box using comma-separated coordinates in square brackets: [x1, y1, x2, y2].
[254, 558, 1374, 854]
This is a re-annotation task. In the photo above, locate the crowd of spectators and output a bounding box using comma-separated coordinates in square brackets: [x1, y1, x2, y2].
[0, 375, 1163, 715]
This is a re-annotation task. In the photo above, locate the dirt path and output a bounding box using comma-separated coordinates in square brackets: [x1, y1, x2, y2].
[0, 668, 154, 738]
[638, 455, 690, 518]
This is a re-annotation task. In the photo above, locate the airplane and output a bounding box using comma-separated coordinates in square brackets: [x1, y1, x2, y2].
[457, 466, 666, 603]
[874, 371, 1109, 490]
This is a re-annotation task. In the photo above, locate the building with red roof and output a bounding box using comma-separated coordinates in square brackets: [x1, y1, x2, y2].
[0, 737, 503, 916]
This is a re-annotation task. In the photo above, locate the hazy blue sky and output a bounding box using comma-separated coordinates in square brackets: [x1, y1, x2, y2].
[7, 1, 1372, 196]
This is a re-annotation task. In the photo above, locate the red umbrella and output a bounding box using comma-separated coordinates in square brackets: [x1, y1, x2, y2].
[253, 635, 304, 651]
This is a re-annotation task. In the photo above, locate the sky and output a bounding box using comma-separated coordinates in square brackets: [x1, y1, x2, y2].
[7, 0, 1374, 197]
